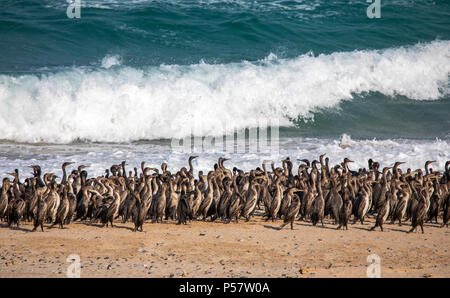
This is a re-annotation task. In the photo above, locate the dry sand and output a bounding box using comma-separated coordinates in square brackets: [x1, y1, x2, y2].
[0, 214, 449, 278]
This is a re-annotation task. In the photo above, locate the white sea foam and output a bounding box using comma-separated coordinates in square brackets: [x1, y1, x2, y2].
[42, 0, 436, 13]
[0, 135, 448, 180]
[45, 0, 324, 12]
[0, 41, 449, 143]
[101, 55, 122, 69]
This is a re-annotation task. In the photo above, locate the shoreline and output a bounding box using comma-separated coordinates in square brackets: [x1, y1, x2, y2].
[1, 136, 449, 180]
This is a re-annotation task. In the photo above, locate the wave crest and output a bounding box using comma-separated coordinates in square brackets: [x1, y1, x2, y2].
[0, 41, 449, 143]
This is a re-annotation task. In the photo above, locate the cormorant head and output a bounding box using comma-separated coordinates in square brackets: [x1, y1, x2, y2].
[62, 162, 74, 168]
[298, 159, 310, 167]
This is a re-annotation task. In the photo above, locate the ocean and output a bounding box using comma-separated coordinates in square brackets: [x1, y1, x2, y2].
[0, 0, 449, 177]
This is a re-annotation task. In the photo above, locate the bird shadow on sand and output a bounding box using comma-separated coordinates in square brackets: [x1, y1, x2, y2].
[263, 225, 283, 231]
[314, 225, 340, 231]
[45, 225, 68, 230]
[110, 224, 135, 231]
[294, 221, 338, 231]
[353, 226, 377, 232]
[353, 225, 404, 233]
[424, 222, 442, 228]
[75, 221, 134, 231]
[0, 223, 32, 233]
[388, 227, 409, 233]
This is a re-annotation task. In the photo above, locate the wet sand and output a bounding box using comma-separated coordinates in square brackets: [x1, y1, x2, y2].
[0, 215, 448, 278]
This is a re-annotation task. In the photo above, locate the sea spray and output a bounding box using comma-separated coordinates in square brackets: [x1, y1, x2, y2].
[0, 41, 449, 143]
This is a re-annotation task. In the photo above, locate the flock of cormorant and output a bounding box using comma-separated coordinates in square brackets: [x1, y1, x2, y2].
[0, 155, 449, 233]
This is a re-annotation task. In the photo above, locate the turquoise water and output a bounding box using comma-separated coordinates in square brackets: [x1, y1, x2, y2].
[0, 0, 449, 142]
[2, 0, 450, 71]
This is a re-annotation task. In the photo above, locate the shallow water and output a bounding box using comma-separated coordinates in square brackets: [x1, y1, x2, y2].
[1, 135, 448, 180]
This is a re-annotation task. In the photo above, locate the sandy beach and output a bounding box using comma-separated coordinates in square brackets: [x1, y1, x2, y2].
[0, 214, 448, 278]
[2, 0, 450, 283]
